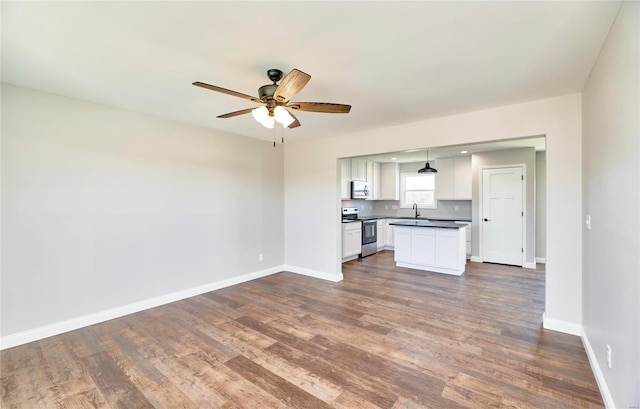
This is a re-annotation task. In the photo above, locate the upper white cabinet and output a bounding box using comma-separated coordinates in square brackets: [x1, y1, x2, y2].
[379, 163, 400, 200]
[351, 158, 368, 181]
[350, 158, 376, 200]
[372, 162, 381, 200]
[435, 156, 472, 200]
[340, 158, 351, 200]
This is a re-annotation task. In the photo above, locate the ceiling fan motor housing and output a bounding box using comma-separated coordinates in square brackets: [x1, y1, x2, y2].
[258, 84, 278, 101]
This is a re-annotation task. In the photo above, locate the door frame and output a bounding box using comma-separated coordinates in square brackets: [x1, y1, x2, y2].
[477, 163, 528, 268]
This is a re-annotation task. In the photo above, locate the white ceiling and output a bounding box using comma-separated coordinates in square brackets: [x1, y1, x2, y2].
[1, 1, 620, 143]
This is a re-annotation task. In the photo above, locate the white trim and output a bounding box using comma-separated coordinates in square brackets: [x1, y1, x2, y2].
[395, 262, 464, 276]
[0, 265, 284, 350]
[470, 256, 483, 263]
[581, 329, 616, 409]
[535, 257, 546, 264]
[523, 261, 537, 269]
[284, 265, 344, 282]
[542, 312, 582, 336]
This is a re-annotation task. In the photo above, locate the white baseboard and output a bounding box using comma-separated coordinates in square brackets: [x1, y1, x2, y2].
[581, 329, 615, 408]
[470, 256, 483, 263]
[283, 265, 344, 282]
[542, 313, 582, 336]
[0, 265, 284, 350]
[535, 257, 546, 264]
[523, 261, 537, 269]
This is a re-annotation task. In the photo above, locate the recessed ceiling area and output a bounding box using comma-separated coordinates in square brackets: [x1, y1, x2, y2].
[1, 2, 620, 143]
[355, 136, 546, 164]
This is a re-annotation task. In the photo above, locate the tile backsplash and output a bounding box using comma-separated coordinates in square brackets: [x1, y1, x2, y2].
[341, 199, 472, 220]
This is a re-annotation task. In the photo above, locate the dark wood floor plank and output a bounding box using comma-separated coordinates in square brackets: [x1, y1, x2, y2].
[225, 354, 335, 409]
[0, 251, 603, 408]
[81, 351, 154, 409]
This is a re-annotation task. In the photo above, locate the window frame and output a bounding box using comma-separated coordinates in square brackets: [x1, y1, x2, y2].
[399, 172, 437, 209]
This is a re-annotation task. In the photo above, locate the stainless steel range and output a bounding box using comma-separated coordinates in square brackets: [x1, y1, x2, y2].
[342, 207, 378, 258]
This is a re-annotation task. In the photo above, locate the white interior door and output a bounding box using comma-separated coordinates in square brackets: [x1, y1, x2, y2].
[482, 167, 523, 266]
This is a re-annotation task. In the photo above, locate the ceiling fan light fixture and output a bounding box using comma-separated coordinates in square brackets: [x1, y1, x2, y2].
[252, 106, 269, 122]
[273, 106, 295, 127]
[260, 115, 275, 129]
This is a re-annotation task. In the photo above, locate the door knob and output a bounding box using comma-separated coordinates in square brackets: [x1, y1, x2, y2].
[484, 218, 490, 222]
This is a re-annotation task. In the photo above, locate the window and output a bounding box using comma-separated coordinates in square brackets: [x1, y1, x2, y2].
[400, 173, 437, 208]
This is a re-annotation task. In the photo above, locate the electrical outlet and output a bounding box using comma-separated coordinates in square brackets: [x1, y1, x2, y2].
[606, 344, 612, 368]
[392, 205, 398, 210]
[585, 215, 591, 230]
[385, 205, 388, 210]
[455, 205, 459, 211]
[369, 204, 372, 210]
[258, 253, 263, 262]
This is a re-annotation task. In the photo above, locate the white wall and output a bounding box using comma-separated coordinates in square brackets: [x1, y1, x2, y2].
[1, 84, 284, 343]
[284, 93, 583, 330]
[581, 1, 639, 407]
[471, 148, 536, 266]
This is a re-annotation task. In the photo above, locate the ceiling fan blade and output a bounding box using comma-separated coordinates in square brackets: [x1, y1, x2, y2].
[193, 81, 261, 103]
[287, 111, 301, 128]
[217, 108, 254, 118]
[273, 69, 311, 102]
[287, 102, 351, 114]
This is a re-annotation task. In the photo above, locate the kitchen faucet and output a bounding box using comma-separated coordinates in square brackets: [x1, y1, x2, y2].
[413, 203, 420, 218]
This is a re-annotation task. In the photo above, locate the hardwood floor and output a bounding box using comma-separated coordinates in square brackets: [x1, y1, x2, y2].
[1, 251, 603, 408]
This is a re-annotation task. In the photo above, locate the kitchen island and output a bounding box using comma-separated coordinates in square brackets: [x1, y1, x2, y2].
[389, 220, 467, 276]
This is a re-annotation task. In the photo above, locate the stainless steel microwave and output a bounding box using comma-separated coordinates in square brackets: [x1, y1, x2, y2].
[351, 180, 370, 199]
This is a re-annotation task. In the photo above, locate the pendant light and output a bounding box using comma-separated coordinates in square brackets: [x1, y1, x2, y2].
[418, 150, 438, 173]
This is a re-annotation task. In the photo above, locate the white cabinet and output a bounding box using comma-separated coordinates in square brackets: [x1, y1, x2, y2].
[342, 222, 362, 261]
[412, 228, 436, 266]
[435, 156, 472, 200]
[393, 225, 466, 275]
[372, 162, 381, 200]
[340, 158, 351, 200]
[366, 160, 374, 186]
[350, 158, 376, 200]
[435, 228, 460, 269]
[454, 156, 472, 199]
[393, 227, 411, 263]
[379, 163, 399, 200]
[351, 158, 368, 181]
[385, 219, 403, 249]
[377, 219, 386, 250]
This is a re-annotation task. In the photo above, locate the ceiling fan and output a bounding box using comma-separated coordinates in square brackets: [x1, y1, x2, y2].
[193, 68, 351, 129]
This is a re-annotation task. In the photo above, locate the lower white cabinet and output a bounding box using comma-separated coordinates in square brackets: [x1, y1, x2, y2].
[393, 225, 466, 275]
[385, 219, 403, 249]
[377, 219, 386, 250]
[342, 222, 362, 261]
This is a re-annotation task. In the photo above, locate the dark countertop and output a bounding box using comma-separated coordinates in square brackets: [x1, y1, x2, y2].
[389, 220, 466, 229]
[342, 216, 471, 224]
[341, 216, 470, 223]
